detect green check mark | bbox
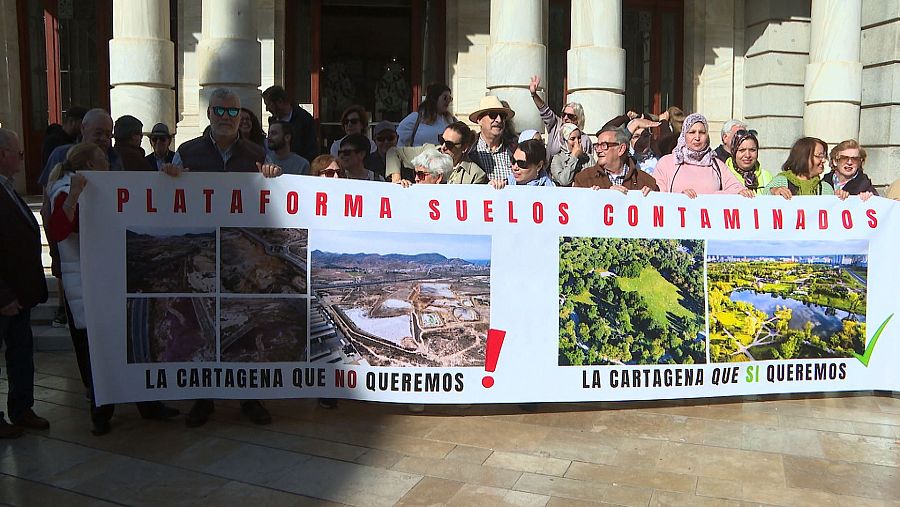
[853,313,893,367]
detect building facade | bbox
[1,0,897,194]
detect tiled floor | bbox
[1,350,898,506]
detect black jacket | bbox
[822,171,879,196]
[272,105,319,162]
[0,185,48,309]
[145,150,175,170]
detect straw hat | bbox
[468,95,515,123]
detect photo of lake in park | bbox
[707,240,868,362]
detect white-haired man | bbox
[714,119,747,163]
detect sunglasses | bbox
[321,168,341,177]
[149,136,170,143]
[512,158,530,168]
[734,129,758,137]
[376,135,397,143]
[343,117,361,126]
[211,106,240,118]
[836,155,862,164]
[562,112,578,122]
[437,136,461,150]
[484,111,507,121]
[337,149,360,157]
[415,170,429,180]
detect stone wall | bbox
[0,0,25,192]
[742,0,810,175]
[860,0,900,185]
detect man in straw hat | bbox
[467,95,515,181]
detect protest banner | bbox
[79,172,900,405]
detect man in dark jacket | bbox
[262,85,319,162]
[574,127,658,194]
[113,115,155,171]
[41,106,87,168]
[0,128,50,438]
[163,87,282,428]
[145,123,176,170]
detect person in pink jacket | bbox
[653,113,754,199]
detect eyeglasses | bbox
[484,111,507,121]
[512,158,530,168]
[437,136,461,150]
[813,153,827,160]
[211,106,240,118]
[595,141,621,151]
[836,155,862,164]
[337,149,360,157]
[562,112,578,122]
[415,170,429,180]
[1,148,23,159]
[321,168,341,177]
[343,117,361,126]
[375,135,397,143]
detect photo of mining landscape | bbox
[559,238,707,366]
[220,227,308,294]
[126,227,216,293]
[310,230,491,367]
[707,240,868,362]
[220,298,308,362]
[127,297,216,363]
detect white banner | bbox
[79,172,900,405]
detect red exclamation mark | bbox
[482,329,506,388]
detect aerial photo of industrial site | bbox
[126,227,216,293]
[220,298,308,362]
[220,227,308,294]
[310,230,491,367]
[127,297,216,363]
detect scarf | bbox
[780,171,822,196]
[734,162,760,189]
[673,113,714,167]
[507,170,555,187]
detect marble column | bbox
[197,0,261,119]
[485,0,547,132]
[803,0,862,144]
[566,0,625,135]
[109,0,176,136]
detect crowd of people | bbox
[0,79,891,438]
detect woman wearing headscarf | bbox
[652,113,753,198]
[725,129,772,195]
[549,123,589,186]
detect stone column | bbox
[109,0,176,137]
[566,0,625,135]
[803,0,862,144]
[485,0,547,132]
[197,0,261,119]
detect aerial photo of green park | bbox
[707,240,867,362]
[558,237,707,366]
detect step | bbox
[33,325,73,352]
[31,303,58,325]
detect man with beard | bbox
[266,121,310,175]
[467,96,515,181]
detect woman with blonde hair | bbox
[823,139,877,200]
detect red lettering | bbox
[507,201,518,223]
[772,209,783,229]
[866,209,877,228]
[116,188,129,212]
[653,205,664,227]
[455,200,467,221]
[316,192,328,216]
[841,209,853,229]
[379,197,392,218]
[818,210,828,229]
[558,202,569,225]
[678,207,687,227]
[627,205,638,227]
[286,191,299,214]
[173,188,186,213]
[795,209,806,229]
[429,199,441,220]
[146,189,157,213]
[344,194,363,217]
[230,189,243,214]
[203,189,214,213]
[259,190,270,214]
[532,202,544,224]
[483,200,493,222]
[753,208,760,229]
[603,204,614,226]
[723,209,740,229]
[700,208,711,228]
